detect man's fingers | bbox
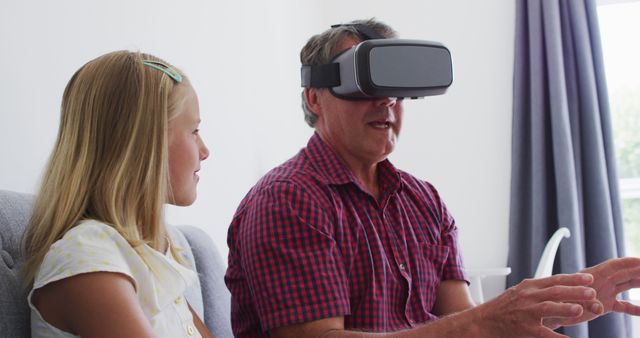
[523,273,594,289]
[543,316,582,328]
[594,257,640,275]
[533,301,584,318]
[613,277,640,295]
[608,266,640,285]
[613,300,640,316]
[608,257,640,270]
[531,285,596,302]
[582,300,605,315]
[608,266,640,282]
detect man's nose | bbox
[374,97,397,107]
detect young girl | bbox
[22,51,213,338]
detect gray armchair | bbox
[0,189,232,338]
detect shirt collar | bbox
[304,132,402,192]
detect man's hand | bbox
[545,257,640,328]
[270,274,601,338]
[270,261,640,338]
[474,273,599,338]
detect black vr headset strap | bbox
[301,63,340,88]
[330,23,384,41]
[302,23,383,88]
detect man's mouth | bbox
[369,120,392,129]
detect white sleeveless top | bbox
[28,220,203,338]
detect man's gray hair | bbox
[299,18,398,127]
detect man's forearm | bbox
[274,274,600,338]
[320,307,486,338]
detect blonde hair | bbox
[23,50,187,285]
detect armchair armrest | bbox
[465,267,512,303]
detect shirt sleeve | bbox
[238,181,350,331]
[33,221,143,291]
[436,193,468,282]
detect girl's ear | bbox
[304,88,323,116]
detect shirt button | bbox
[187,325,195,336]
[174,297,182,304]
[399,263,406,271]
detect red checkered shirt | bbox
[225,133,467,337]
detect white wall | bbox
[0,0,514,300]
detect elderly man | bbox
[225,18,640,338]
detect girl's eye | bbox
[193,129,200,135]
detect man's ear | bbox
[304,88,323,116]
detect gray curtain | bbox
[507,0,630,337]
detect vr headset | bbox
[301,24,453,100]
